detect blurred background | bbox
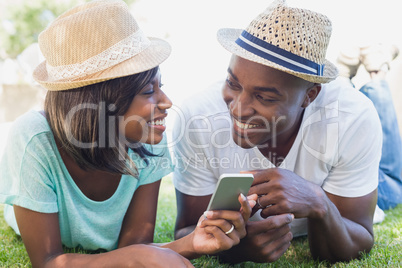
[0,0,401,152]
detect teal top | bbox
[0,111,173,251]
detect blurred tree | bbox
[0,0,136,59]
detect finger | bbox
[201,210,247,238]
[250,168,276,186]
[254,194,277,218]
[251,205,259,218]
[239,193,252,222]
[199,218,233,234]
[259,204,282,219]
[203,210,244,228]
[247,194,258,208]
[248,169,277,196]
[257,192,290,218]
[246,214,294,236]
[196,214,206,227]
[249,194,271,217]
[258,221,293,243]
[203,225,233,251]
[261,232,293,263]
[202,219,241,244]
[240,169,264,175]
[203,210,246,238]
[250,194,262,216]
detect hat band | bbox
[46,30,151,82]
[235,31,324,76]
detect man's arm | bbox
[174,190,212,239]
[249,168,376,262]
[308,189,376,261]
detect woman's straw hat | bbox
[33,0,171,91]
[217,0,338,83]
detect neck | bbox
[258,110,304,166]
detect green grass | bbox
[1,176,401,267]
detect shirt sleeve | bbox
[322,99,382,197]
[135,134,174,186]
[0,123,58,213]
[172,110,218,196]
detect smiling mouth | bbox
[233,118,263,129]
[148,118,166,126]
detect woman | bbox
[0,0,256,267]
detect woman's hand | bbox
[133,246,194,268]
[190,193,257,255]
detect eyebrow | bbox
[254,86,283,96]
[227,67,283,96]
[227,68,239,81]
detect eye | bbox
[142,87,154,95]
[256,94,277,103]
[141,84,154,95]
[143,90,154,95]
[225,77,241,90]
[226,78,234,87]
[141,79,161,95]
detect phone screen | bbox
[207,173,254,211]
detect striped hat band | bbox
[235,30,324,76]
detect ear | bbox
[302,84,321,108]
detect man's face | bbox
[222,55,316,149]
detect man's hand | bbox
[219,213,294,263]
[248,168,327,219]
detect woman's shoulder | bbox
[8,110,53,150]
[12,110,50,133]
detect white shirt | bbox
[172,78,382,236]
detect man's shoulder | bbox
[177,81,228,118]
[311,78,377,120]
[300,78,381,159]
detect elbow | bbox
[311,240,374,263]
[174,227,189,240]
[174,224,197,240]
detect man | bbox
[337,44,402,217]
[172,0,381,263]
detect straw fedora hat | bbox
[217,0,338,83]
[33,0,171,91]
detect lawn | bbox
[0,175,401,267]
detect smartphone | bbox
[206,173,254,211]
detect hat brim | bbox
[33,37,171,91]
[217,28,338,84]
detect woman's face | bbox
[120,70,172,145]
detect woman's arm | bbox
[14,179,191,267]
[118,178,257,260]
[14,205,192,268]
[118,180,161,246]
[159,193,256,259]
[15,177,254,266]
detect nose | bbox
[157,90,172,110]
[227,91,255,118]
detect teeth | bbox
[234,119,261,129]
[149,119,165,126]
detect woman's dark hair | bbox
[44,66,159,177]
